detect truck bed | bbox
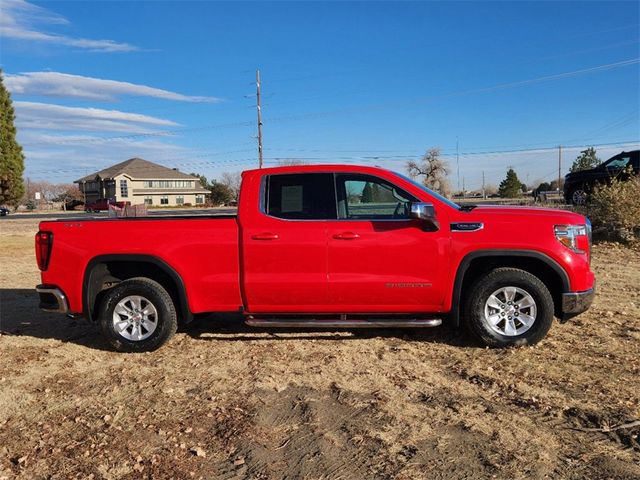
[39,215,242,315]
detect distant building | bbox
[75,158,209,206]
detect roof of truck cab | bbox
[242,164,394,176]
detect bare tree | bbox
[484,184,498,196]
[219,172,242,200]
[277,159,309,166]
[406,147,451,197]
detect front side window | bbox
[144,196,153,205]
[196,195,204,204]
[266,173,336,220]
[335,174,416,220]
[120,179,128,198]
[176,195,184,205]
[160,195,169,205]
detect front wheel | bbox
[98,277,177,352]
[569,187,588,205]
[464,268,554,347]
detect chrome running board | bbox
[245,316,442,328]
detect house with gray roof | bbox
[75,158,209,207]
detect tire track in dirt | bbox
[208,384,390,479]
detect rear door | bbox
[327,173,449,313]
[240,172,336,313]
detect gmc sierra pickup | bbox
[36,164,595,352]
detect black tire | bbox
[568,186,588,205]
[98,277,177,352]
[464,268,554,348]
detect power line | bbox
[19,58,640,148]
[28,139,639,177]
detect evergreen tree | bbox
[0,70,25,206]
[209,181,233,205]
[498,167,522,198]
[190,173,209,188]
[570,147,600,173]
[361,182,373,203]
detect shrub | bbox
[580,176,640,243]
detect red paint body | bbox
[38,165,595,319]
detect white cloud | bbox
[5,72,220,103]
[18,131,192,180]
[0,0,138,52]
[13,101,180,134]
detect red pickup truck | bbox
[36,165,595,352]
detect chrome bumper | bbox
[36,285,69,313]
[561,285,595,320]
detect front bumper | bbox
[36,285,69,313]
[561,284,595,321]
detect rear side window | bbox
[266,173,337,220]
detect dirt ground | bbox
[0,218,638,479]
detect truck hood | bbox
[464,205,586,223]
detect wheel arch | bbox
[450,250,570,327]
[83,254,192,323]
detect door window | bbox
[335,174,416,220]
[266,173,337,220]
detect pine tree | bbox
[0,70,25,206]
[498,167,522,198]
[570,147,600,173]
[361,182,373,203]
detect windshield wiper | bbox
[459,204,478,212]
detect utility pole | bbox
[462,175,465,196]
[558,145,562,192]
[482,171,486,199]
[256,69,264,168]
[456,138,460,194]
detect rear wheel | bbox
[98,277,177,352]
[464,268,554,347]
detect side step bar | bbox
[245,316,442,328]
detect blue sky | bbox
[1,0,639,191]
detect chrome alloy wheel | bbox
[572,189,587,205]
[112,295,158,341]
[483,286,537,337]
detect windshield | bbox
[394,172,461,210]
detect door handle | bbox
[333,231,360,240]
[251,232,279,240]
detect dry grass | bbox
[0,218,639,479]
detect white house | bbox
[75,158,209,207]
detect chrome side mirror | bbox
[410,202,439,230]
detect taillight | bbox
[554,225,589,255]
[35,231,53,271]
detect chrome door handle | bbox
[251,232,279,240]
[333,232,360,240]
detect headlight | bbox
[554,224,589,254]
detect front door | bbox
[241,172,336,313]
[327,173,448,313]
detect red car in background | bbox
[84,198,130,213]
